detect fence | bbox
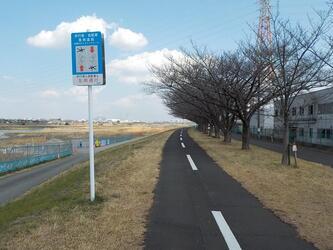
[0,134,136,174]
[0,142,73,173]
[72,134,135,149]
[248,127,333,147]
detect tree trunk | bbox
[281,120,290,165]
[203,124,208,134]
[223,130,232,143]
[215,126,220,138]
[198,124,202,132]
[241,121,250,150]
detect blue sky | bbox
[0,0,328,121]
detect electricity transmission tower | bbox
[256,0,272,138]
[258,0,272,45]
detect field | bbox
[0,130,173,249]
[189,129,333,250]
[0,123,180,147]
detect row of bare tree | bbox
[148,7,333,165]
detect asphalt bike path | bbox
[144,129,315,250]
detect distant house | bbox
[274,87,333,146]
[47,118,63,125]
[105,119,120,124]
[233,103,274,135]
[250,103,275,134]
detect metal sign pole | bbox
[88,85,95,201]
[71,31,105,202]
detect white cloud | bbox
[112,94,146,108]
[40,89,60,98]
[27,15,112,48]
[64,86,88,97]
[39,86,105,102]
[97,93,171,121]
[64,86,105,102]
[27,15,149,51]
[0,75,14,81]
[109,27,148,50]
[109,48,183,84]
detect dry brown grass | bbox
[1,131,173,250]
[0,135,47,147]
[0,123,179,147]
[189,129,333,250]
[38,123,178,138]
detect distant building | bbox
[250,103,275,135]
[274,87,333,146]
[233,104,274,135]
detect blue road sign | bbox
[71,31,106,86]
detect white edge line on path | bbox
[186,154,198,171]
[211,211,242,250]
[181,142,185,148]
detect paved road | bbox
[144,129,315,250]
[0,136,145,206]
[233,134,333,167]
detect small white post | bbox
[292,143,298,168]
[88,85,95,201]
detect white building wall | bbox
[274,87,333,146]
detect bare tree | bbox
[187,47,276,149]
[147,50,237,143]
[146,2,333,162]
[259,13,333,165]
[148,45,276,150]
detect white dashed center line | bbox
[186,154,198,171]
[181,142,185,148]
[211,211,242,250]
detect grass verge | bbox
[0,130,173,249]
[189,129,333,250]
